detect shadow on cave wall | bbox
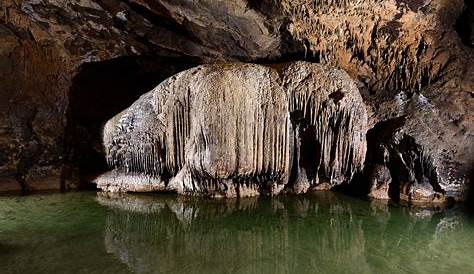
[64,55,200,188]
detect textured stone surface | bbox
[96,62,368,197]
[0,0,472,203]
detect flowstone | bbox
[96,62,368,197]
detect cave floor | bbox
[0,191,473,274]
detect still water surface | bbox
[0,191,473,274]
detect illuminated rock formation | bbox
[95,62,368,197]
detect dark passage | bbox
[299,126,320,182]
[455,0,474,48]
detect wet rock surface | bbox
[0,0,472,203]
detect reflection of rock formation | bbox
[99,192,372,273]
[97,192,166,213]
[96,62,368,197]
[99,192,472,274]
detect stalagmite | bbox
[95,62,368,197]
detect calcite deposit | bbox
[96,62,368,197]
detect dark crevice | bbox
[287,109,324,191]
[393,136,443,194]
[374,133,443,202]
[299,126,320,182]
[328,90,345,104]
[455,0,474,48]
[355,116,446,203]
[245,0,282,17]
[345,117,406,198]
[255,19,321,64]
[466,166,474,214]
[328,116,341,170]
[287,125,299,190]
[386,150,403,202]
[123,0,199,43]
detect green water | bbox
[0,192,473,274]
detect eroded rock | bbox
[96,62,368,197]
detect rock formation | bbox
[1,0,472,204]
[96,62,368,197]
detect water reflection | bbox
[98,192,474,274]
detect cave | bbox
[1,0,473,272]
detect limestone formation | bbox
[96,62,368,197]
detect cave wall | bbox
[0,0,472,199]
[0,23,72,192]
